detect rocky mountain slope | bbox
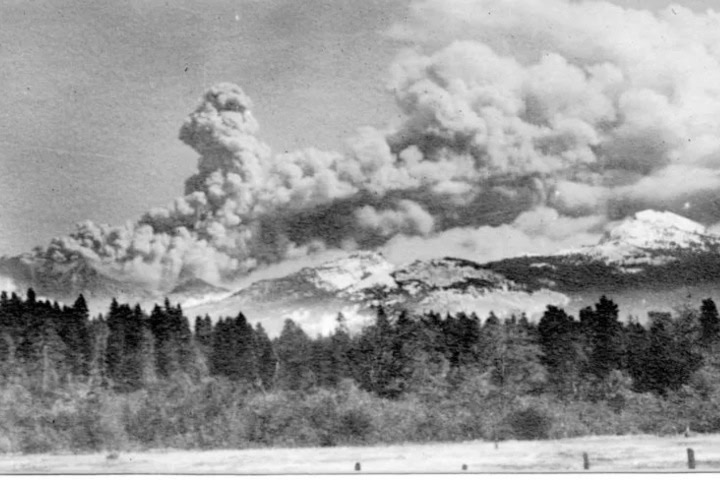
[183,253,567,337]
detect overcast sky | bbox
[0,0,715,256]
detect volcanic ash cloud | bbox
[12,0,720,296]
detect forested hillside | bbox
[1,289,720,453]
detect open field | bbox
[2,434,720,473]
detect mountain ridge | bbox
[4,209,720,336]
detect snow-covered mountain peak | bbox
[573,210,714,265]
[602,210,706,249]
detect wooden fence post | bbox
[583,452,590,470]
[687,448,696,470]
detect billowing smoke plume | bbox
[12,0,720,294]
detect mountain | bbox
[569,210,713,267]
[186,209,720,336]
[183,252,398,336]
[0,253,153,304]
[184,252,567,337]
[5,209,720,336]
[485,210,720,289]
[483,209,720,317]
[0,253,229,311]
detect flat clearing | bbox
[1,434,720,473]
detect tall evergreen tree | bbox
[354,306,414,397]
[58,294,92,376]
[105,299,126,386]
[495,319,547,395]
[538,305,584,396]
[478,312,503,372]
[625,318,649,391]
[309,336,335,387]
[194,315,213,350]
[254,323,276,390]
[148,300,196,378]
[26,288,36,305]
[18,313,66,390]
[699,298,720,347]
[121,304,147,389]
[329,313,353,384]
[444,312,481,369]
[584,296,625,379]
[210,312,258,384]
[638,311,703,394]
[139,326,158,386]
[274,319,314,390]
[392,310,419,387]
[88,314,109,387]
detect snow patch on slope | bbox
[306,251,397,292]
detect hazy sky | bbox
[0,0,714,256]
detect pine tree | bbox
[394,311,450,397]
[254,323,276,390]
[496,319,547,395]
[210,312,258,384]
[148,300,196,378]
[19,315,66,390]
[26,288,36,305]
[352,306,410,397]
[174,305,196,374]
[699,298,720,348]
[121,304,147,389]
[210,317,230,377]
[641,314,678,394]
[139,326,158,386]
[149,303,171,376]
[194,315,213,351]
[105,299,125,385]
[444,312,480,368]
[479,312,503,372]
[88,314,109,387]
[625,318,648,391]
[275,319,314,390]
[538,305,584,396]
[638,311,703,394]
[585,296,625,379]
[310,336,335,387]
[392,310,418,388]
[329,313,353,384]
[59,294,92,376]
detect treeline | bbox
[2,290,720,453]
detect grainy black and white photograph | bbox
[2,0,720,474]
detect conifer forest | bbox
[1,289,720,454]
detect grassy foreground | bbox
[2,433,720,473]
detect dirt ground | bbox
[1,433,719,473]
